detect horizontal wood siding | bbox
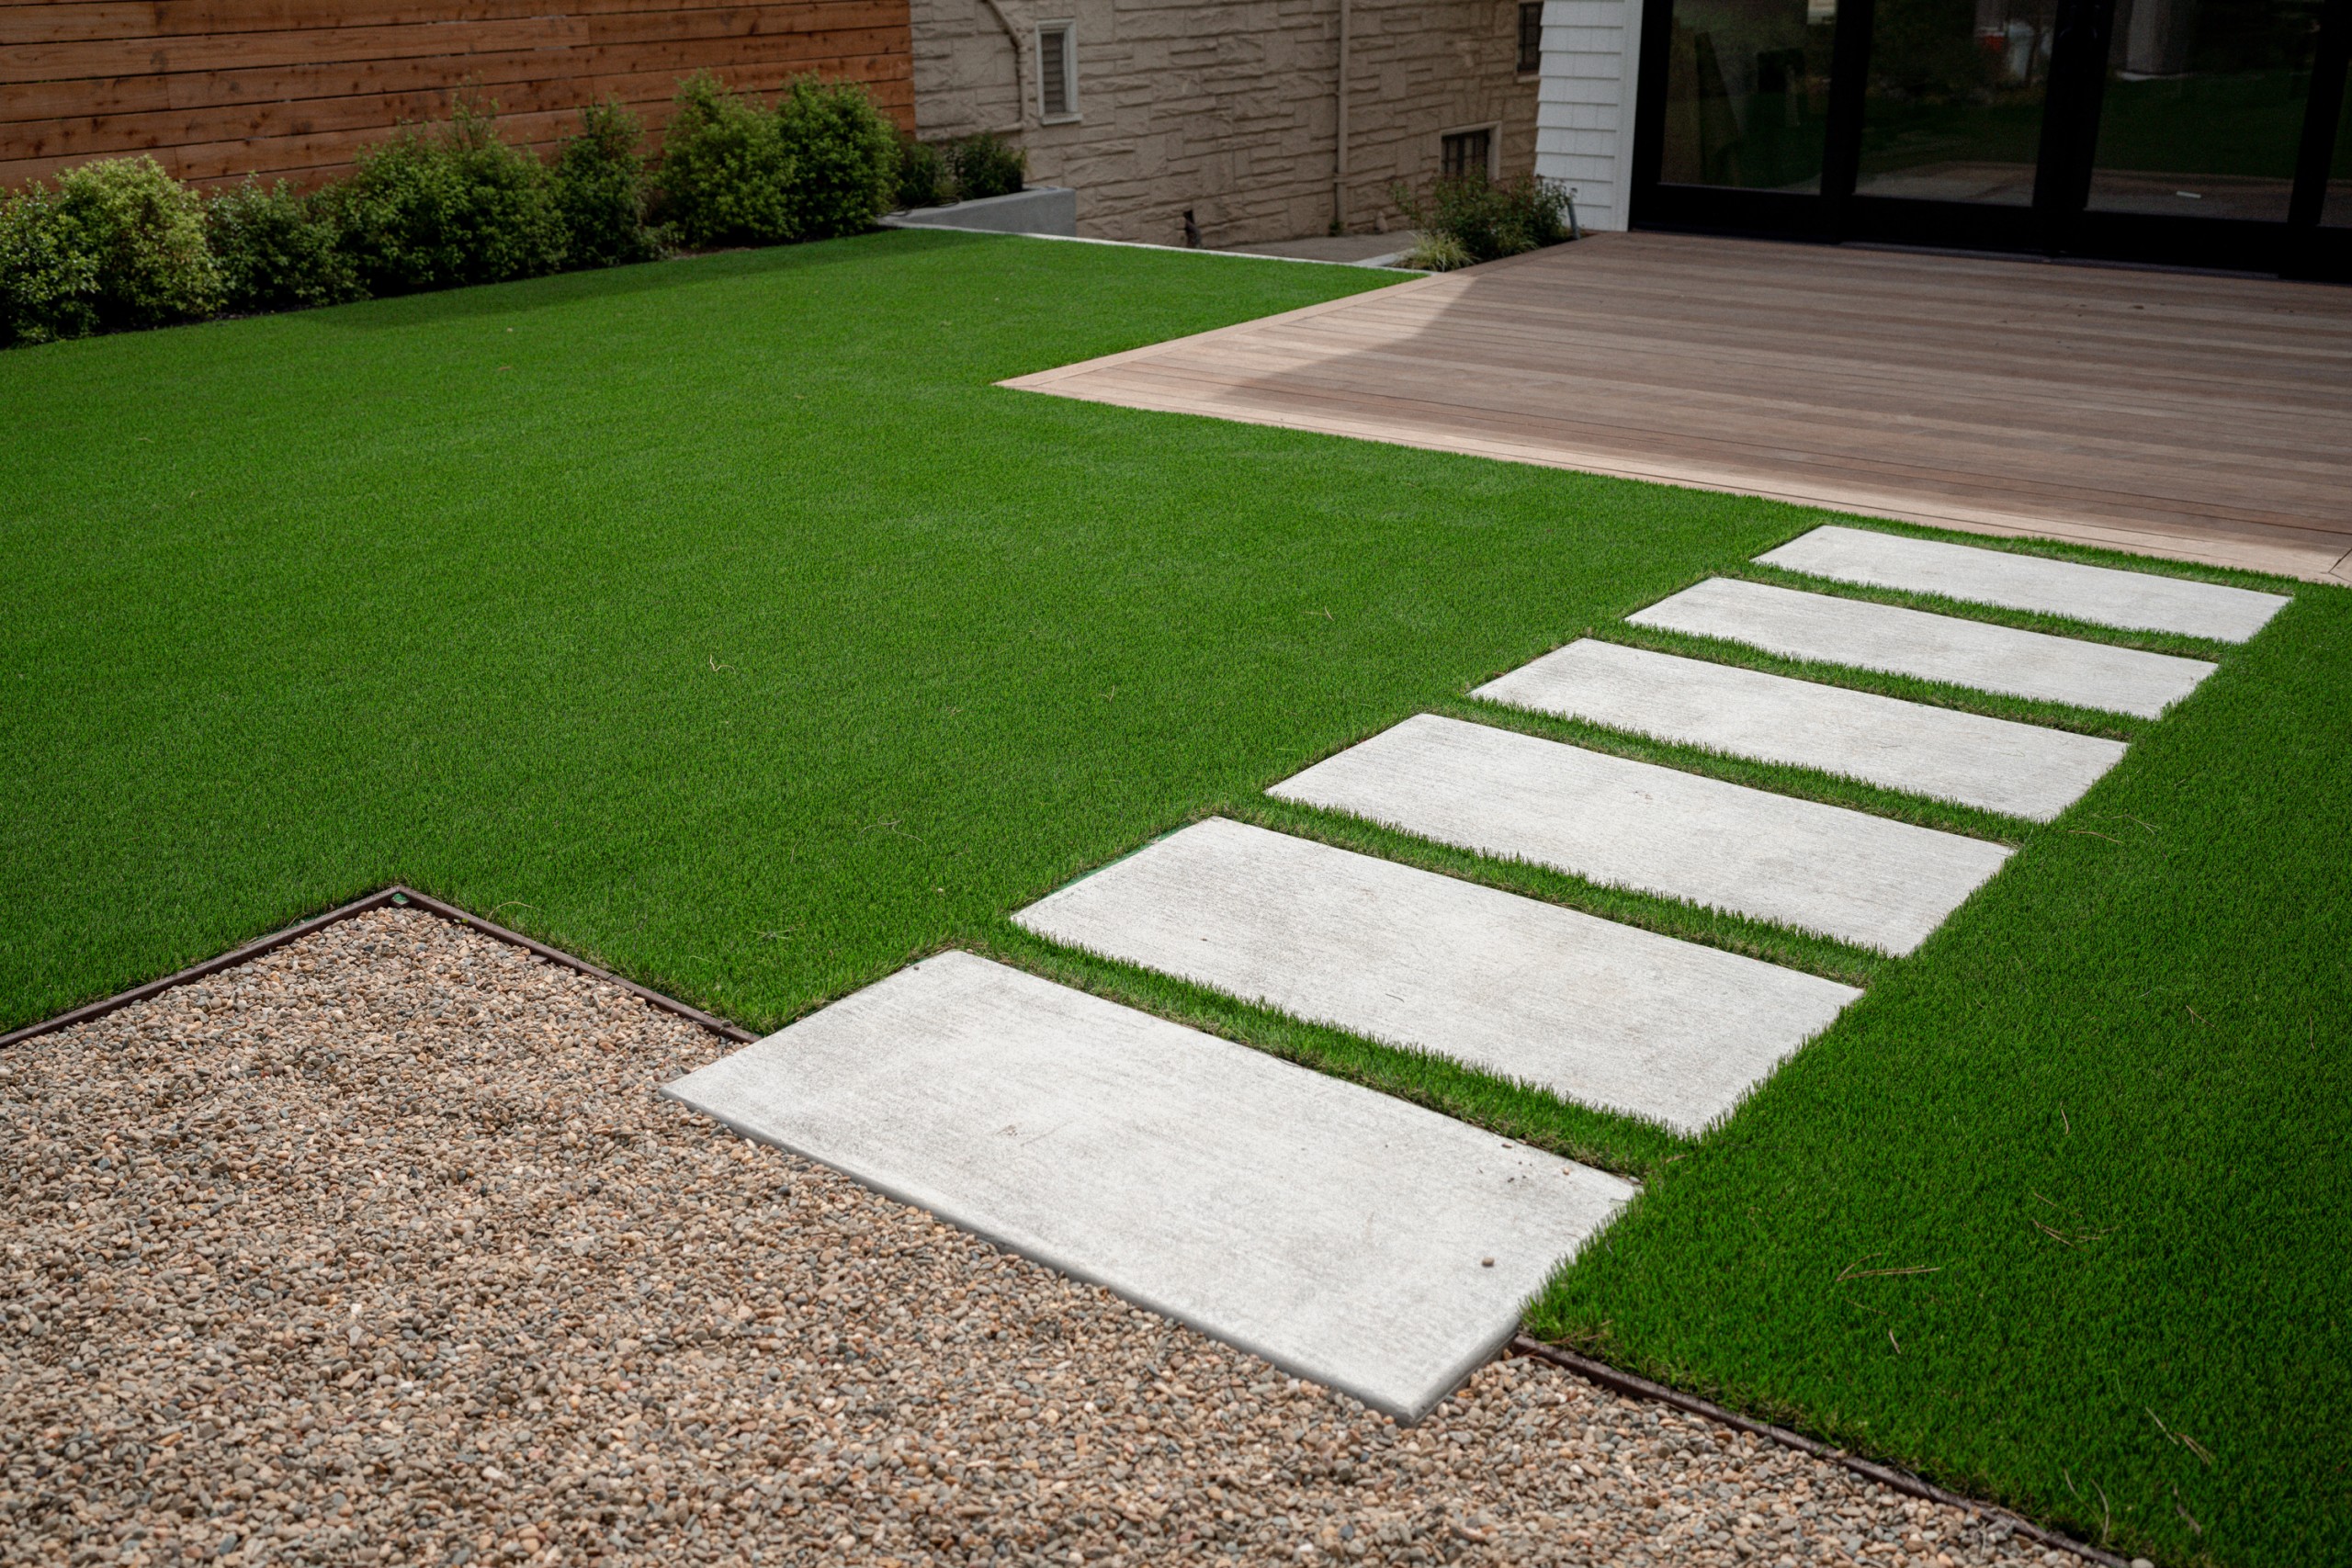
[0,0,914,190]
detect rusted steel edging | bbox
[1507,1336,2133,1568]
[0,885,757,1051]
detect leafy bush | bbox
[656,73,797,247]
[896,134,946,209]
[0,155,221,346]
[1392,173,1574,268]
[944,131,1026,201]
[657,74,899,245]
[554,99,662,267]
[322,102,566,295]
[206,176,363,313]
[772,78,899,240]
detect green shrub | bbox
[554,99,662,267]
[656,73,797,247]
[0,155,221,346]
[772,77,899,240]
[1400,231,1476,273]
[1392,172,1574,267]
[206,176,364,313]
[322,102,566,295]
[944,131,1026,201]
[896,134,946,209]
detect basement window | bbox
[1442,127,1496,181]
[1037,22,1078,121]
[1519,2,1544,74]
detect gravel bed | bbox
[2,908,2088,1568]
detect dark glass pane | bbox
[2326,70,2352,223]
[2087,0,2322,220]
[1658,0,1838,190]
[1857,0,2054,202]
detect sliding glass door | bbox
[1632,0,2352,275]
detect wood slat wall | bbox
[0,0,914,191]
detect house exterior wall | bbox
[911,0,1543,246]
[1533,0,1643,231]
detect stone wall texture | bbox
[912,0,1543,245]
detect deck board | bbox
[1003,233,2352,583]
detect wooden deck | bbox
[1004,232,2352,584]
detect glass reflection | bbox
[2087,0,2321,221]
[1659,0,1838,189]
[1856,0,2055,203]
[2321,66,2351,223]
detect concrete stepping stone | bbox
[1759,525,2289,643]
[1629,578,2216,718]
[662,951,1634,1420]
[1016,818,1860,1135]
[1475,639,2126,823]
[1269,715,2008,954]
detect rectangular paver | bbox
[662,950,1635,1420]
[1015,818,1860,1135]
[1759,525,2289,642]
[1269,715,2009,954]
[1475,639,2127,822]
[1628,577,2216,718]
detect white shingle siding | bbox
[1535,0,1642,229]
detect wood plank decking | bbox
[1003,232,2352,583]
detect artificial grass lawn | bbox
[3,226,2344,1565]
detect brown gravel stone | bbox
[2,908,2065,1567]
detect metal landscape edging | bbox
[0,885,757,1052]
[1507,1336,2135,1568]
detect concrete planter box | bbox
[884,186,1078,238]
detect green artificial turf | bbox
[5,226,2345,1566]
[1528,586,2352,1568]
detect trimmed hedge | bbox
[659,73,899,247]
[1,156,221,346]
[1,75,928,349]
[555,100,663,268]
[319,103,568,296]
[206,177,363,314]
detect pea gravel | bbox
[1,908,2097,1568]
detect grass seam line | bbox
[0,885,757,1053]
[1505,1337,2135,1568]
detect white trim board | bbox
[1476,639,2126,822]
[1015,818,1859,1135]
[1270,715,2009,955]
[663,952,1634,1420]
[1759,525,2289,643]
[1629,578,2216,719]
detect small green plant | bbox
[944,131,1026,201]
[1391,172,1574,269]
[0,155,221,346]
[553,100,662,267]
[773,78,899,240]
[1399,231,1476,272]
[656,73,797,247]
[322,100,567,296]
[896,135,947,209]
[206,176,364,314]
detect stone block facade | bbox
[911,0,1543,246]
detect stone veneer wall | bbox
[911,0,1542,246]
